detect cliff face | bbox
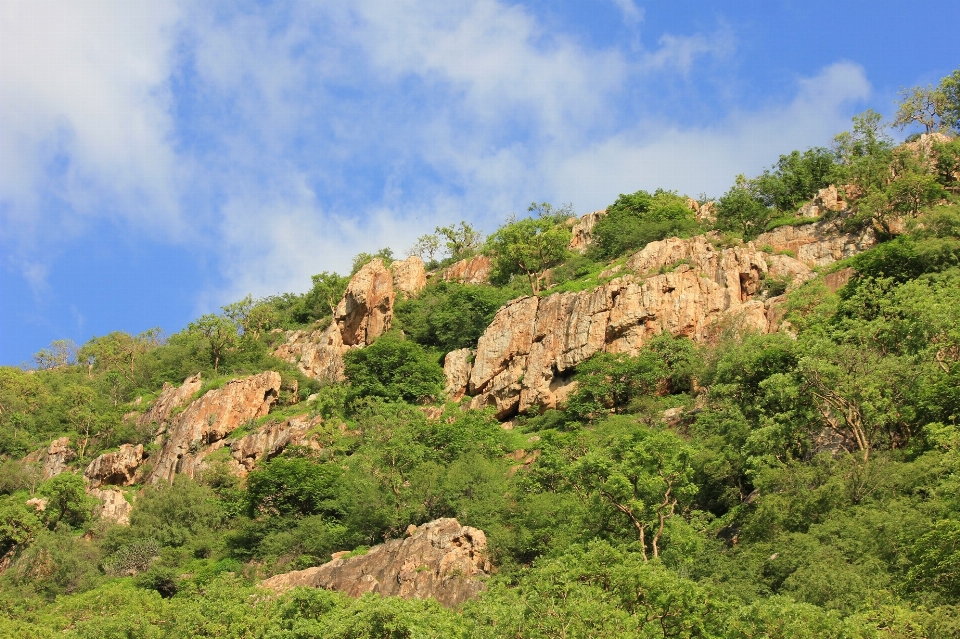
[458,228,872,418]
[261,518,490,607]
[147,371,281,484]
[275,256,426,382]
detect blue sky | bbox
[1,0,958,366]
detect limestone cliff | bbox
[261,518,490,607]
[84,444,146,488]
[442,255,492,284]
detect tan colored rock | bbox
[568,210,606,253]
[336,259,395,346]
[274,322,347,382]
[443,348,473,400]
[148,372,281,484]
[84,444,146,488]
[89,488,133,525]
[442,255,492,284]
[137,373,202,434]
[25,497,47,512]
[697,201,717,224]
[391,256,427,298]
[40,437,75,479]
[229,415,320,475]
[467,236,827,418]
[261,518,491,607]
[824,267,855,293]
[754,220,875,267]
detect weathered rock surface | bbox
[466,236,817,417]
[391,256,427,298]
[443,348,473,401]
[442,255,492,284]
[89,488,133,525]
[275,258,404,382]
[337,259,395,347]
[229,415,320,475]
[261,518,491,607]
[137,373,202,435]
[30,437,76,480]
[569,210,606,253]
[84,444,146,488]
[148,372,281,484]
[797,185,848,218]
[754,220,875,267]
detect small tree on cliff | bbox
[486,204,573,294]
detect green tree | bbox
[436,221,483,262]
[486,207,572,294]
[893,84,950,134]
[940,66,960,132]
[37,473,94,531]
[715,175,776,238]
[79,328,163,383]
[351,248,394,275]
[246,457,343,520]
[408,233,442,265]
[186,314,238,374]
[590,189,699,258]
[343,334,444,404]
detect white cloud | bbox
[610,0,643,26]
[0,0,183,254]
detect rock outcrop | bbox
[569,210,606,253]
[137,373,202,436]
[261,518,491,608]
[229,415,320,475]
[337,259,396,347]
[754,220,875,267]
[442,255,492,284]
[391,256,427,297]
[84,444,146,488]
[148,372,281,484]
[89,488,133,525]
[797,185,848,218]
[276,258,409,383]
[466,236,816,417]
[443,348,473,401]
[30,437,76,480]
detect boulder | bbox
[39,437,75,479]
[568,210,606,253]
[391,256,427,297]
[148,372,281,484]
[84,444,146,488]
[274,322,347,382]
[336,258,395,346]
[443,348,473,400]
[442,255,492,284]
[261,518,491,608]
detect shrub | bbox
[590,189,699,260]
[343,334,444,404]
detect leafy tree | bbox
[893,84,950,133]
[79,328,163,384]
[486,205,572,294]
[750,147,838,212]
[436,221,483,262]
[351,247,394,275]
[185,313,238,374]
[122,476,225,548]
[407,233,442,265]
[246,457,343,520]
[940,66,960,132]
[32,339,78,371]
[715,175,776,238]
[343,334,444,404]
[590,189,699,259]
[0,495,42,554]
[37,473,94,531]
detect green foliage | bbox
[37,473,94,531]
[486,205,573,294]
[246,457,342,520]
[122,476,225,548]
[435,220,483,262]
[590,189,699,259]
[751,147,838,212]
[343,334,444,404]
[351,248,394,275]
[394,281,514,352]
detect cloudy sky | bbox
[1,0,958,365]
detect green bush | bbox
[589,189,699,260]
[343,334,444,404]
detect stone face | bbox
[148,372,281,484]
[137,373,202,435]
[391,256,427,298]
[443,348,473,400]
[39,437,75,479]
[442,255,492,284]
[260,518,491,608]
[274,322,346,382]
[336,258,395,347]
[466,236,818,418]
[89,488,133,525]
[568,210,606,253]
[84,444,146,488]
[229,415,320,475]
[754,220,875,267]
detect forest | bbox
[1,68,959,638]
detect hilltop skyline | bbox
[2,0,959,365]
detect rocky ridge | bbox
[261,518,491,607]
[274,256,426,382]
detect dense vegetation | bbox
[2,69,960,637]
